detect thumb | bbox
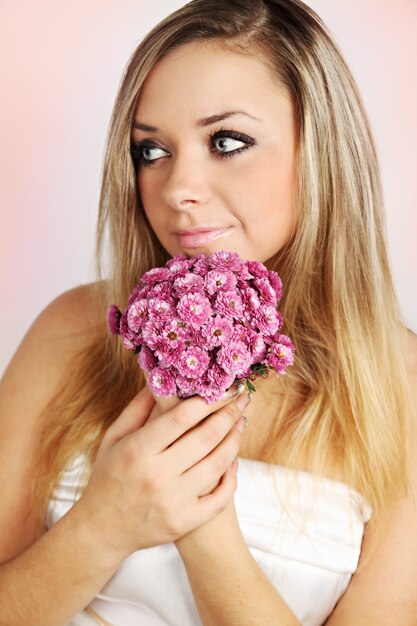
[102,385,156,447]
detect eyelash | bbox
[130,128,255,168]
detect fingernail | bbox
[236,391,252,411]
[222,382,245,400]
[232,458,239,475]
[235,415,248,433]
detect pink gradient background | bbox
[1,0,416,374]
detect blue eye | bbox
[130,128,255,167]
[130,141,168,167]
[212,136,244,152]
[207,129,255,159]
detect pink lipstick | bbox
[176,227,232,249]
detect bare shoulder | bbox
[1,280,108,394]
[0,281,107,563]
[32,280,108,338]
[0,280,108,433]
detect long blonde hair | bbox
[34,0,410,531]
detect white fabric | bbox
[67,611,104,626]
[47,454,372,626]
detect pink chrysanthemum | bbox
[241,286,261,315]
[141,267,172,284]
[155,343,186,368]
[196,376,225,403]
[229,323,250,345]
[119,311,138,349]
[177,292,212,328]
[265,335,295,373]
[127,299,149,333]
[173,274,205,296]
[148,367,177,397]
[177,346,210,379]
[141,319,165,351]
[269,271,283,301]
[205,270,237,295]
[138,346,158,372]
[107,304,122,335]
[190,255,211,275]
[201,315,234,349]
[217,341,252,376]
[247,260,269,278]
[209,250,243,273]
[185,328,206,349]
[165,318,189,341]
[250,333,268,361]
[148,298,175,318]
[254,306,281,335]
[176,374,198,398]
[122,336,135,350]
[254,277,277,307]
[206,362,236,391]
[214,290,244,320]
[234,326,267,362]
[145,318,189,357]
[166,257,190,276]
[147,282,173,300]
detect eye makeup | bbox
[207,128,256,160]
[130,127,256,167]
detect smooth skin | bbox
[134,42,297,264]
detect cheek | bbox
[237,154,295,220]
[241,158,296,254]
[137,174,162,226]
[137,172,152,208]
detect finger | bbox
[103,385,156,446]
[164,396,245,474]
[187,466,238,529]
[147,402,163,422]
[179,424,242,496]
[133,385,247,454]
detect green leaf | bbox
[246,379,256,393]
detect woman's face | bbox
[133,42,297,263]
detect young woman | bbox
[1,1,416,625]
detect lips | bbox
[175,227,233,249]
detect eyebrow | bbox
[132,110,261,132]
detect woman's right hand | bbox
[74,384,249,561]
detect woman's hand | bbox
[147,385,250,496]
[74,384,249,562]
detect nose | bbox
[160,152,212,211]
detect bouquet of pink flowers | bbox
[108,251,295,403]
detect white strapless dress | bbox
[46,454,371,626]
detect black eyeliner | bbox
[130,127,256,166]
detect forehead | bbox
[135,41,291,123]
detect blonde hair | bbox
[34,0,410,533]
